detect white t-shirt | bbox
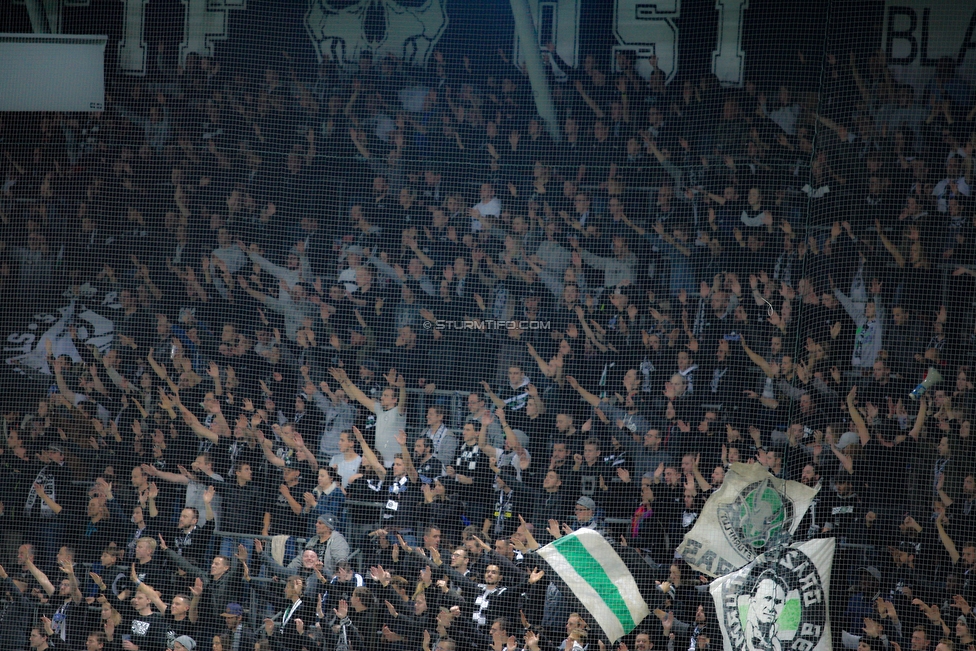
[329,454,363,489]
[471,197,501,232]
[373,402,406,468]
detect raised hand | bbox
[862,618,882,638]
[953,594,972,615]
[547,518,561,540]
[89,570,106,590]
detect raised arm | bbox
[576,246,612,273]
[395,430,419,484]
[565,375,600,407]
[354,426,387,480]
[937,514,961,564]
[650,221,692,257]
[141,463,190,486]
[525,343,553,378]
[32,482,63,515]
[829,443,854,474]
[497,410,531,470]
[237,275,273,304]
[602,206,640,235]
[178,403,219,444]
[146,348,171,384]
[247,251,293,285]
[24,559,56,596]
[131,563,168,613]
[205,361,223,396]
[571,79,604,117]
[162,541,207,579]
[478,380,506,410]
[875,220,906,268]
[394,372,408,415]
[368,255,407,287]
[909,396,927,440]
[62,560,84,604]
[846,386,870,446]
[330,367,375,411]
[477,414,498,460]
[103,363,134,394]
[256,431,286,468]
[404,235,436,269]
[52,357,79,406]
[279,483,303,517]
[574,306,608,353]
[295,437,319,473]
[739,335,775,377]
[691,454,712,492]
[832,284,865,324]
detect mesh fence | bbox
[0,0,975,650]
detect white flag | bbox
[536,528,648,642]
[709,538,834,651]
[676,463,820,577]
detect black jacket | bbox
[0,577,34,650]
[164,547,243,633]
[250,581,317,651]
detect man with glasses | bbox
[571,496,607,537]
[450,548,471,576]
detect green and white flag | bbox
[676,463,820,577]
[709,537,834,651]
[536,528,649,642]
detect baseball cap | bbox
[221,603,244,617]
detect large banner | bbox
[709,538,834,651]
[7,0,771,86]
[4,292,118,377]
[676,463,820,577]
[883,0,976,88]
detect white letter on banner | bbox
[513,0,581,71]
[179,0,246,65]
[613,0,680,82]
[712,0,748,86]
[118,0,149,75]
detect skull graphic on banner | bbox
[305,0,448,69]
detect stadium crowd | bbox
[0,35,975,651]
